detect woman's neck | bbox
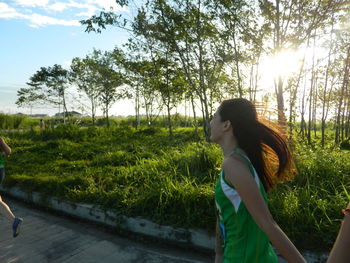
[220,136,238,158]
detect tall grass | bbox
[269,143,350,250]
[0,113,28,129]
[1,126,349,250]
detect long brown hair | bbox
[218,98,294,191]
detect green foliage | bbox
[2,126,350,250]
[269,146,350,250]
[340,138,350,150]
[17,64,70,111]
[0,113,28,130]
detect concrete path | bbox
[0,197,213,263]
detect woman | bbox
[0,136,23,237]
[326,201,350,263]
[210,98,305,263]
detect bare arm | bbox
[223,157,306,263]
[0,137,12,156]
[327,201,350,263]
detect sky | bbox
[0,0,138,116]
[0,0,320,118]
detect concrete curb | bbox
[1,186,328,263]
[0,186,215,250]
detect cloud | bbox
[44,1,126,14]
[85,0,127,12]
[1,0,127,27]
[44,1,98,18]
[45,1,97,14]
[75,11,94,17]
[26,13,80,27]
[0,3,23,18]
[1,2,80,27]
[67,2,98,17]
[12,0,50,7]
[46,2,68,12]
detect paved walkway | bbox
[0,197,213,263]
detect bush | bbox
[340,139,350,150]
[0,113,27,130]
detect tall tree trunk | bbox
[274,0,286,124]
[276,76,286,124]
[62,93,68,124]
[196,0,211,142]
[313,76,318,139]
[135,85,140,129]
[307,80,313,145]
[345,102,350,138]
[341,102,345,142]
[90,91,96,125]
[335,46,350,144]
[105,102,110,127]
[288,81,297,140]
[249,63,254,101]
[165,50,173,137]
[253,55,261,104]
[299,75,308,138]
[341,85,350,141]
[307,31,317,145]
[232,24,243,97]
[184,97,188,127]
[289,51,307,139]
[190,94,199,141]
[166,101,173,137]
[321,21,334,147]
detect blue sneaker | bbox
[12,217,23,237]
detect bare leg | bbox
[0,195,15,222]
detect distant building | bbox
[30,114,48,118]
[54,111,82,117]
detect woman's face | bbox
[210,109,225,143]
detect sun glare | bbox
[261,49,303,81]
[257,49,304,96]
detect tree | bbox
[259,0,342,123]
[70,51,102,124]
[151,54,186,136]
[16,85,45,111]
[81,0,232,141]
[95,49,126,126]
[133,0,231,141]
[335,45,350,143]
[17,64,70,122]
[123,55,164,127]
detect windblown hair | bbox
[218,98,294,191]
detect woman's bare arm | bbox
[0,137,12,156]
[327,201,350,263]
[223,157,306,263]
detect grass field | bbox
[1,123,349,250]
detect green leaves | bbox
[17,64,70,118]
[80,11,120,34]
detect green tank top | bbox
[0,152,5,168]
[214,151,278,263]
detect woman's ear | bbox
[223,120,232,131]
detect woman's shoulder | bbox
[223,155,252,178]
[223,153,249,167]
